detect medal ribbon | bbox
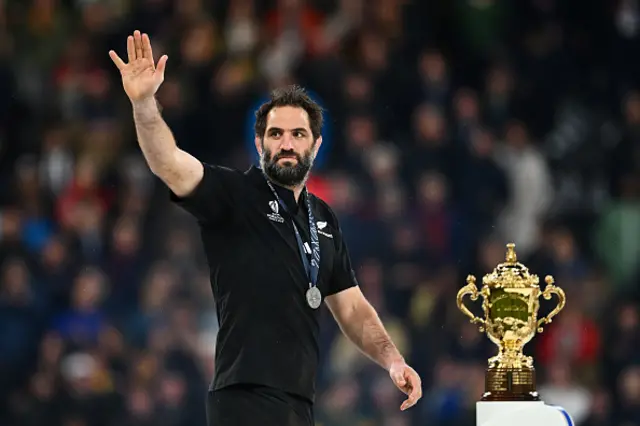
[264,176,320,290]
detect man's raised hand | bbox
[109,30,168,102]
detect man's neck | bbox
[264,173,306,202]
[290,185,304,202]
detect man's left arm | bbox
[322,213,422,410]
[325,287,423,411]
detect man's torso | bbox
[172,165,355,401]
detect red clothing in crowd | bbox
[307,174,332,205]
[56,179,111,229]
[536,313,601,366]
[264,7,325,57]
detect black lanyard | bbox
[264,176,320,290]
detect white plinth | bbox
[477,401,574,426]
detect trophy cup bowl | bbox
[456,243,566,401]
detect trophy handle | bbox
[456,275,486,332]
[537,275,566,333]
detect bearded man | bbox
[109,30,422,426]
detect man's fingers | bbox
[134,30,143,59]
[127,35,135,62]
[408,374,422,399]
[400,396,417,411]
[399,372,422,410]
[400,399,410,411]
[109,50,126,70]
[156,55,168,76]
[409,384,422,402]
[392,371,406,387]
[142,33,153,62]
[400,388,420,410]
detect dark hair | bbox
[254,85,324,141]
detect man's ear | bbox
[254,136,262,156]
[314,136,323,155]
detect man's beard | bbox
[260,145,315,187]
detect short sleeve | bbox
[327,221,359,296]
[169,163,243,224]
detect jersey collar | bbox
[247,166,307,214]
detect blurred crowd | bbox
[1,0,640,425]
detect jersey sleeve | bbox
[327,218,359,296]
[169,162,243,224]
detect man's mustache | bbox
[273,151,301,162]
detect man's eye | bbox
[271,131,282,137]
[293,131,304,138]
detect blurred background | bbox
[0,0,639,425]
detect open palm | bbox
[109,30,168,102]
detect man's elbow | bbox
[152,151,204,198]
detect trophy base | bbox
[481,367,540,402]
[476,401,574,426]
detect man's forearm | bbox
[342,303,404,370]
[132,98,202,196]
[132,97,179,176]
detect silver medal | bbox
[306,287,322,309]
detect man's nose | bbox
[280,133,294,150]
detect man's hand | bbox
[108,30,168,102]
[389,359,422,410]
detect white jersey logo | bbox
[267,201,284,223]
[317,221,333,238]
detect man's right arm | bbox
[110,31,238,221]
[132,97,202,198]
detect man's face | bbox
[256,106,322,187]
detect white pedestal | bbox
[477,401,574,426]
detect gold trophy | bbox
[456,243,566,401]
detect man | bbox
[109,30,422,426]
